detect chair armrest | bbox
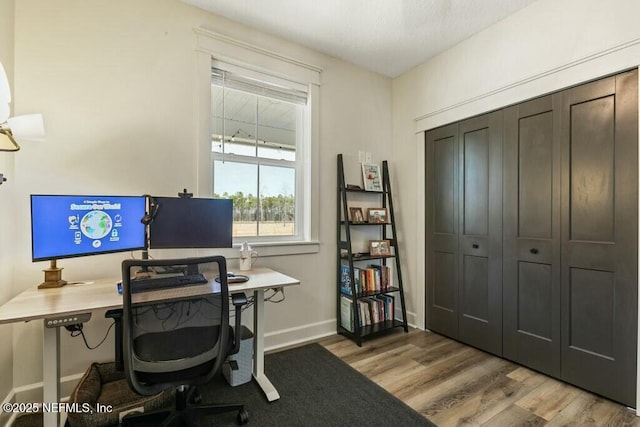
[105,309,123,372]
[231,293,247,307]
[230,293,248,355]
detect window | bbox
[195,27,321,254]
[211,67,307,242]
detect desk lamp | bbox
[0,61,45,185]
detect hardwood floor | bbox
[320,329,640,426]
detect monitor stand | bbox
[38,260,68,289]
[133,250,154,278]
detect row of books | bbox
[340,294,395,332]
[340,264,392,296]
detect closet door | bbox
[457,112,503,356]
[503,95,561,377]
[560,70,638,406]
[426,123,459,339]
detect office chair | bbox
[118,256,249,426]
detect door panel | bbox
[434,138,456,234]
[561,69,638,406]
[433,251,456,311]
[458,112,502,356]
[517,261,552,340]
[568,268,614,358]
[463,128,489,236]
[518,111,554,239]
[426,124,459,339]
[570,96,615,242]
[503,95,561,377]
[462,255,488,321]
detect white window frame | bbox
[211,65,305,243]
[195,27,320,257]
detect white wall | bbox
[0,0,16,409]
[391,0,640,409]
[7,0,392,391]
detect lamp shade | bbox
[0,60,44,152]
[7,114,45,141]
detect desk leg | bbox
[42,322,61,427]
[252,289,280,401]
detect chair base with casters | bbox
[122,384,249,426]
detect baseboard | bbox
[264,319,336,352]
[10,372,83,405]
[264,310,420,352]
[406,310,418,329]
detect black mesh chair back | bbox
[119,256,248,425]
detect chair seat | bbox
[134,325,220,361]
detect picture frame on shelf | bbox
[367,208,388,224]
[349,207,365,223]
[369,239,391,257]
[361,163,382,191]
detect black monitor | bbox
[148,197,233,249]
[30,194,147,288]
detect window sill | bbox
[186,240,320,259]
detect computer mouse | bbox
[228,275,249,283]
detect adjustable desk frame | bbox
[0,267,299,427]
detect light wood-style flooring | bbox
[320,329,640,426]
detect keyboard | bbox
[130,273,208,293]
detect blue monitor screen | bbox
[31,195,147,261]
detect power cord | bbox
[65,321,116,350]
[231,289,285,320]
[265,287,285,303]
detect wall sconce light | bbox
[0,126,18,151]
[0,61,45,185]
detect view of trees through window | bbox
[213,159,296,238]
[213,191,295,237]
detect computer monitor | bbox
[31,195,147,288]
[148,197,233,249]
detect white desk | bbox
[0,267,299,427]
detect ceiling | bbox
[181,0,538,78]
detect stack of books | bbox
[339,264,392,296]
[340,294,395,332]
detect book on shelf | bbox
[340,295,355,332]
[377,294,394,321]
[366,297,381,323]
[340,264,351,295]
[340,265,363,296]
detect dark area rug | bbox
[14,343,434,427]
[200,343,433,426]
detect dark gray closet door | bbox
[457,112,503,356]
[503,95,561,377]
[426,123,459,339]
[560,70,638,406]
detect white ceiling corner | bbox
[181,0,538,78]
